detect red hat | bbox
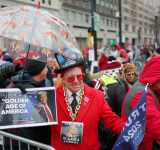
[116,45,122,51]
[83,50,89,57]
[13,59,23,65]
[60,65,83,78]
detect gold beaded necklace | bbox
[63,84,84,121]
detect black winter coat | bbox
[106,83,126,117]
[19,75,51,150]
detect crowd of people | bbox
[0,43,160,150]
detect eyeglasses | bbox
[126,73,135,76]
[66,74,85,83]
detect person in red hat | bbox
[98,51,108,71]
[50,53,125,150]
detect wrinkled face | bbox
[39,93,47,104]
[63,67,83,93]
[69,126,76,135]
[125,71,135,84]
[47,57,54,68]
[40,65,48,80]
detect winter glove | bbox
[1,63,25,78]
[12,84,27,94]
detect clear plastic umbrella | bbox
[0,6,83,62]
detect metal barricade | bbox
[132,61,143,73]
[140,55,147,68]
[0,130,55,150]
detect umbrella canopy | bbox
[0,6,83,62]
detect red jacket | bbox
[98,56,108,71]
[121,56,160,150]
[119,49,130,62]
[50,84,125,150]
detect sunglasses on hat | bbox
[66,74,85,83]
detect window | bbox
[63,10,69,19]
[101,0,104,6]
[79,1,83,7]
[139,21,143,25]
[139,14,143,18]
[124,16,129,21]
[149,6,152,10]
[111,20,113,26]
[110,9,113,15]
[124,8,129,13]
[131,11,136,17]
[150,29,152,35]
[144,9,148,14]
[145,16,148,20]
[139,7,143,11]
[149,11,152,16]
[131,3,136,9]
[42,0,45,3]
[139,0,143,4]
[71,0,76,4]
[139,27,142,33]
[131,18,137,23]
[124,0,129,5]
[48,0,51,5]
[71,11,76,20]
[114,5,117,10]
[85,14,89,23]
[106,0,109,8]
[102,18,105,25]
[144,3,148,8]
[145,29,147,34]
[106,19,109,26]
[125,24,129,31]
[145,22,148,26]
[106,8,109,14]
[85,1,89,8]
[102,7,105,13]
[97,4,99,11]
[79,13,83,22]
[132,26,136,32]
[115,21,117,27]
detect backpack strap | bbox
[124,80,158,117]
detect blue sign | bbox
[113,87,147,150]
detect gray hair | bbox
[37,91,47,100]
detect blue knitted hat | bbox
[156,48,160,54]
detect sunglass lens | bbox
[67,76,75,83]
[77,74,84,81]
